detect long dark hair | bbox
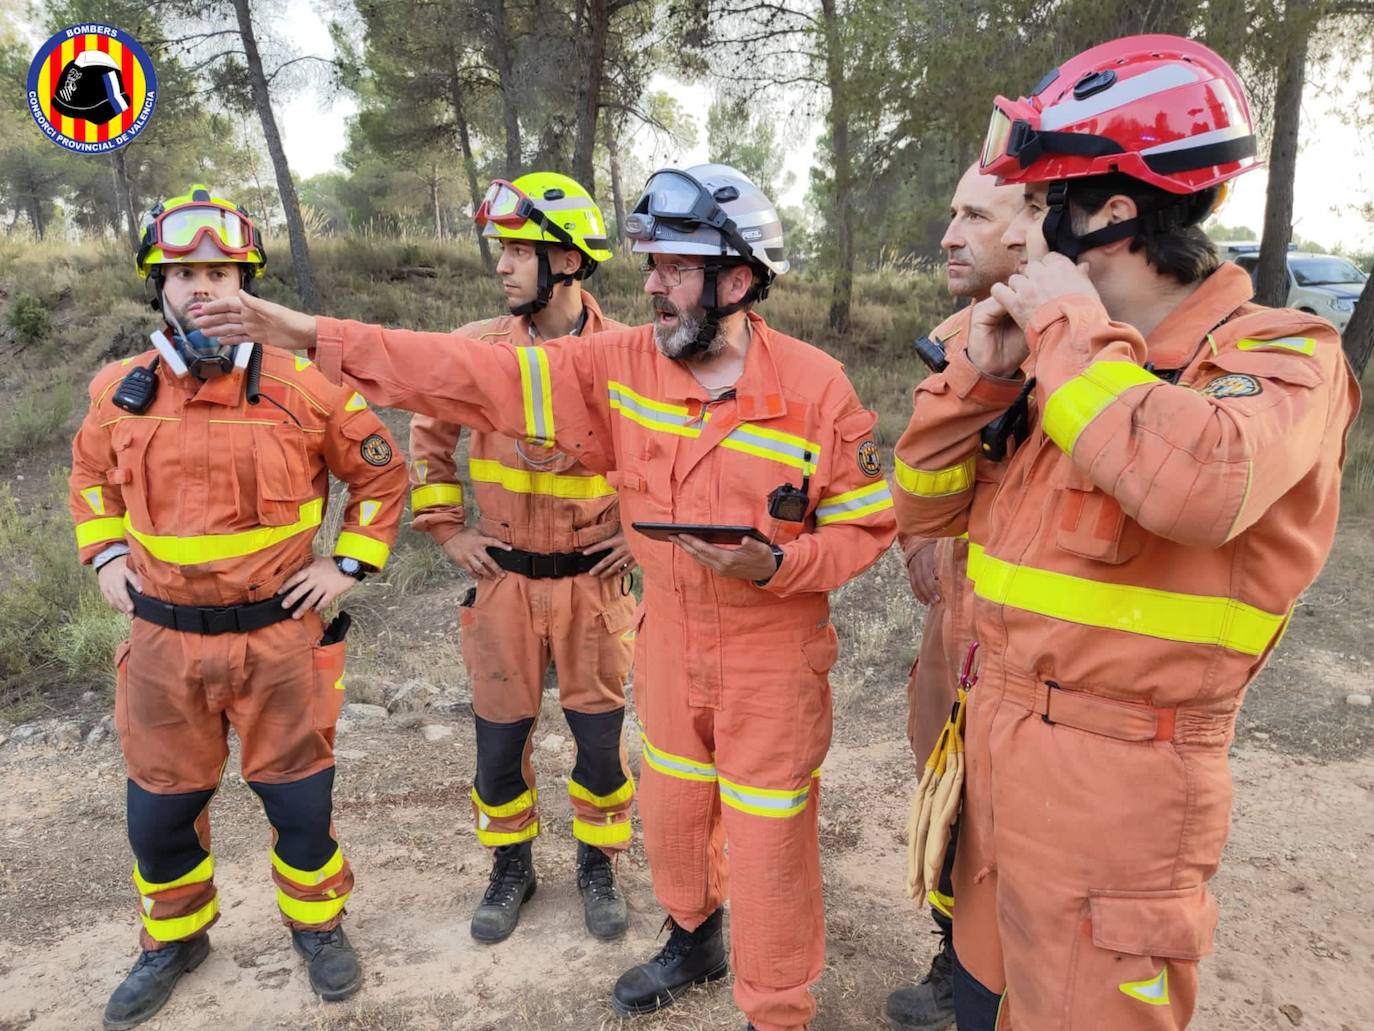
[1067,174,1221,285]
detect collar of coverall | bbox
[1139,261,1254,371]
[517,290,606,342]
[660,311,787,421]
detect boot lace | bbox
[482,850,529,907]
[577,849,621,903]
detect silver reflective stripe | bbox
[641,734,717,781]
[608,383,703,434]
[1141,123,1249,155]
[518,346,551,444]
[1041,64,1199,130]
[718,775,811,817]
[722,424,819,471]
[815,481,893,524]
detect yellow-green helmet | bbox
[476,172,613,266]
[135,184,267,280]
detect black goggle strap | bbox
[1011,122,1125,168]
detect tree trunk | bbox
[572,0,609,192]
[820,0,854,334]
[1255,2,1309,309]
[431,164,444,242]
[448,63,493,269]
[231,0,321,311]
[110,148,140,252]
[605,120,627,249]
[1344,273,1374,379]
[488,0,522,175]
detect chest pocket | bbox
[1052,458,1145,565]
[108,419,165,530]
[252,423,313,526]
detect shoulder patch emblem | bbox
[857,439,882,477]
[360,433,394,466]
[1198,373,1262,399]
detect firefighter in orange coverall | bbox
[197,163,898,1031]
[69,186,406,1030]
[407,172,638,944]
[893,37,1360,1029]
[886,163,1024,1031]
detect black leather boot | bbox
[102,934,210,1030]
[470,840,537,943]
[291,925,362,1001]
[883,931,955,1029]
[576,842,629,940]
[611,907,728,1015]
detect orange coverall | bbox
[407,295,638,853]
[311,311,897,1031]
[892,262,1360,1029]
[69,341,405,950]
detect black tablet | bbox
[631,522,767,545]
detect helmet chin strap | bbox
[1042,180,1211,261]
[508,244,578,317]
[675,258,767,361]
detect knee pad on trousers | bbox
[474,714,536,806]
[952,948,1003,1031]
[248,766,337,872]
[564,707,627,797]
[127,779,215,883]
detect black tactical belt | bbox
[488,546,606,579]
[130,588,296,635]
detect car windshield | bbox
[1290,257,1365,287]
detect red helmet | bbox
[980,34,1260,195]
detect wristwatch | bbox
[754,544,785,587]
[335,556,368,581]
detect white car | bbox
[1222,244,1366,333]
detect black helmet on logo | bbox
[52,51,131,124]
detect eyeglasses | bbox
[638,258,706,288]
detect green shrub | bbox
[7,293,51,345]
[0,380,79,465]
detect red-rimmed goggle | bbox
[149,201,259,258]
[474,179,576,248]
[980,95,1125,177]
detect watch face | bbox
[338,557,362,575]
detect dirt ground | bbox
[1,516,1371,1031]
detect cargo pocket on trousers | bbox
[1068,885,1218,1022]
[112,638,132,745]
[312,639,348,734]
[597,596,638,687]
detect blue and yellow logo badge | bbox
[26,24,157,154]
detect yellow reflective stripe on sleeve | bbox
[271,846,344,888]
[471,786,538,819]
[928,889,955,918]
[894,456,975,498]
[572,817,632,847]
[335,531,390,569]
[720,423,821,474]
[134,854,214,895]
[967,543,1285,656]
[640,734,717,782]
[80,486,106,514]
[567,777,635,809]
[1042,362,1159,455]
[476,822,540,847]
[76,516,127,549]
[411,483,464,511]
[815,480,894,525]
[1236,336,1315,355]
[124,498,323,564]
[608,381,703,437]
[276,889,348,925]
[469,458,615,499]
[717,773,813,818]
[141,896,219,942]
[518,346,555,445]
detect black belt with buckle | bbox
[129,588,295,635]
[488,546,606,579]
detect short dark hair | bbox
[1066,173,1221,285]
